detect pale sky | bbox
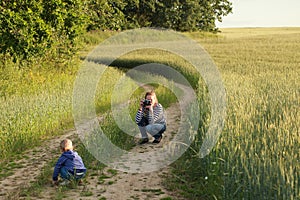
[216,0,300,28]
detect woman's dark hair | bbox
[144,90,155,99]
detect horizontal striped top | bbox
[135,103,166,125]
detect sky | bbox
[216,0,300,28]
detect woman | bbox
[135,91,166,144]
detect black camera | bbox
[143,99,151,107]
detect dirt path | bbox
[0,84,195,200]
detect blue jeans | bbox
[60,167,86,180]
[138,116,166,140]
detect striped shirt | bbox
[135,103,166,125]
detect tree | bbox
[152,0,232,31]
[0,0,50,60]
[122,0,157,28]
[86,0,127,31]
[86,0,232,32]
[0,0,88,61]
[0,0,232,61]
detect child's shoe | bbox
[59,180,70,186]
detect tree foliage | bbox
[86,0,127,31]
[86,0,232,31]
[0,0,88,61]
[0,0,232,61]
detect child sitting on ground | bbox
[52,139,86,185]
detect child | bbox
[52,139,86,185]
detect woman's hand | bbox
[145,100,154,111]
[139,100,144,110]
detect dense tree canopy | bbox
[0,0,87,60]
[0,0,232,60]
[87,0,232,31]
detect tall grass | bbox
[0,32,115,162]
[166,28,300,199]
[0,60,77,161]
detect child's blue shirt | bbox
[52,150,86,181]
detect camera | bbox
[143,99,151,107]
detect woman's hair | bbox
[60,139,73,151]
[145,90,158,104]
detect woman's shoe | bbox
[139,138,149,144]
[152,136,162,144]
